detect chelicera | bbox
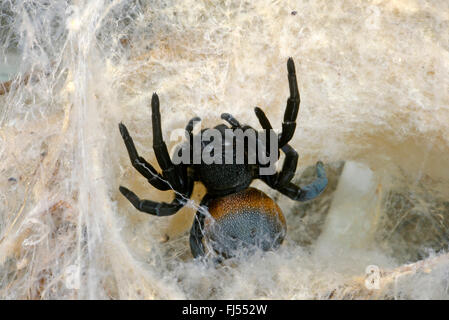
[118,58,328,259]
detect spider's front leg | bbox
[278,57,300,148]
[258,58,300,149]
[151,93,185,191]
[254,99,327,201]
[118,122,171,191]
[118,93,194,216]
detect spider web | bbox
[0,0,449,299]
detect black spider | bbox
[118,58,328,259]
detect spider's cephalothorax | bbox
[118,58,328,259]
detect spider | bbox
[118,58,328,259]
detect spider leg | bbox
[119,170,194,216]
[274,161,327,202]
[279,58,300,148]
[151,93,184,191]
[185,116,201,134]
[221,113,241,128]
[254,107,273,131]
[189,194,213,258]
[254,106,274,160]
[257,143,299,188]
[254,107,298,186]
[118,122,171,191]
[276,144,298,187]
[255,105,326,199]
[119,186,184,216]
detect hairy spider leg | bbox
[118,122,171,191]
[278,57,300,149]
[254,106,327,201]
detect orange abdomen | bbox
[203,188,287,258]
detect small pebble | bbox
[8,177,17,182]
[291,11,297,15]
